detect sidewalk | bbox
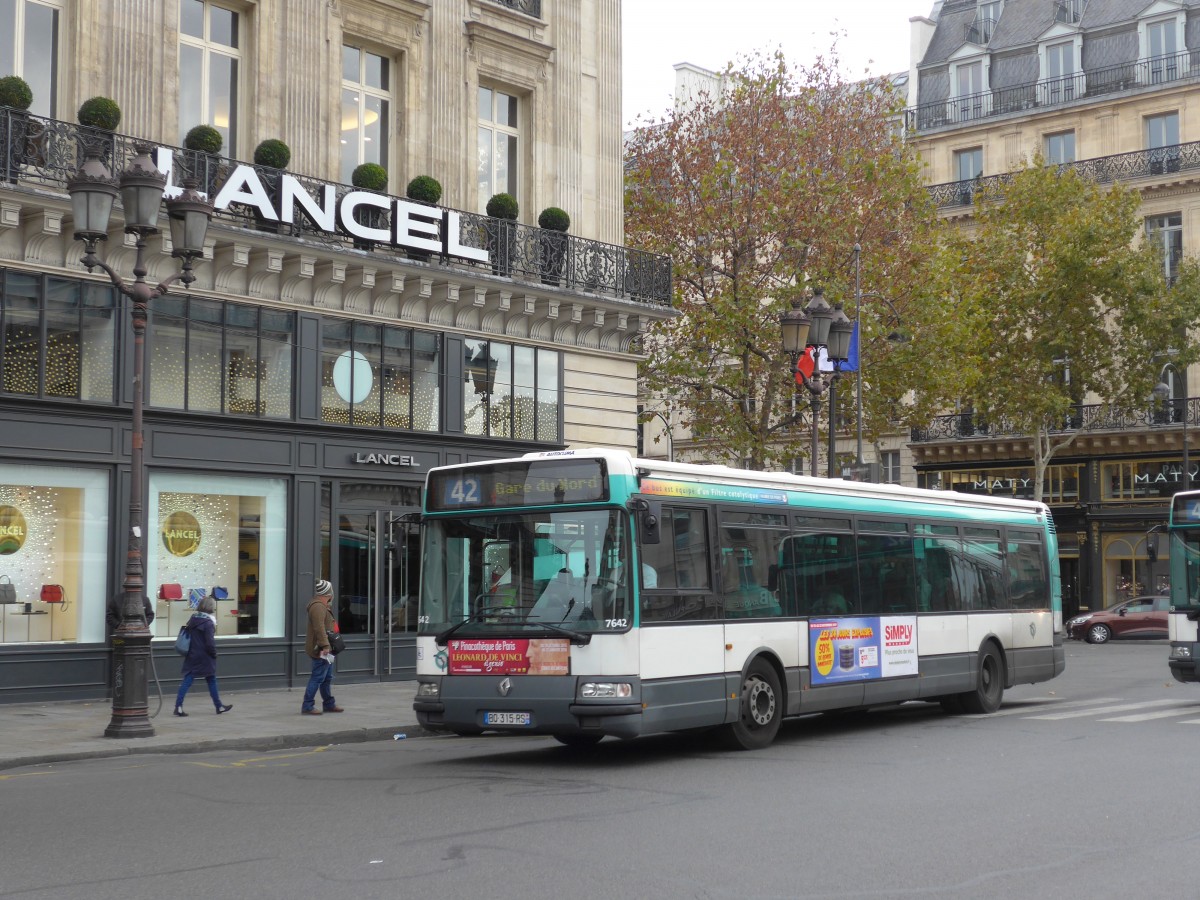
[0,679,428,773]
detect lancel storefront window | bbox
[0,466,109,645]
[146,473,286,640]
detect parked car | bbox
[1066,595,1170,643]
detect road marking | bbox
[972,697,1120,717]
[1100,706,1200,722]
[1026,699,1181,720]
[186,746,331,768]
[0,771,59,781]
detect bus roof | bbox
[504,448,1050,519]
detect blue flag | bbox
[838,321,859,373]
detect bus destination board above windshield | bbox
[428,459,608,510]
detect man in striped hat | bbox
[301,578,345,715]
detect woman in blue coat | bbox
[174,595,232,716]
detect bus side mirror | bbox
[628,498,661,545]
[1146,532,1159,563]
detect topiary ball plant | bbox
[0,75,33,111]
[253,138,291,169]
[538,207,570,232]
[486,192,518,221]
[405,175,442,205]
[352,162,388,191]
[78,96,121,131]
[184,124,223,155]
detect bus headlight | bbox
[416,681,441,698]
[1172,646,1192,659]
[580,682,633,699]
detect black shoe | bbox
[173,707,188,717]
[216,704,232,714]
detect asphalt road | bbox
[2,639,1195,900]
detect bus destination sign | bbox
[428,459,607,511]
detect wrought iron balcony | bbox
[911,398,1195,443]
[0,108,669,305]
[926,139,1199,209]
[966,15,997,45]
[483,0,541,16]
[905,48,1200,133]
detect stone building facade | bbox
[0,0,672,701]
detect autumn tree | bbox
[905,160,1200,501]
[624,49,938,471]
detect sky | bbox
[622,1,930,128]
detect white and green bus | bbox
[1165,490,1200,682]
[413,449,1065,749]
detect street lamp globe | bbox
[827,303,853,363]
[779,297,811,356]
[118,145,167,234]
[804,287,833,347]
[66,157,119,244]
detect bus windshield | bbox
[418,508,632,637]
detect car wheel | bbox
[1086,623,1111,644]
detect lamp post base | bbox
[105,626,155,738]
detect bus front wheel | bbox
[957,644,1004,714]
[725,659,782,750]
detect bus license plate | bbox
[485,711,531,726]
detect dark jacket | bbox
[181,613,217,677]
[106,594,155,633]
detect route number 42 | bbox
[446,475,481,506]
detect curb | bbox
[0,724,436,774]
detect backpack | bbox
[174,623,192,656]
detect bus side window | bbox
[640,507,714,622]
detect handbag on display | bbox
[211,586,230,600]
[158,583,183,601]
[40,584,67,609]
[0,575,15,605]
[188,587,206,608]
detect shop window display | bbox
[463,338,560,441]
[148,296,293,418]
[1,270,117,403]
[320,321,440,430]
[0,466,109,645]
[147,474,286,640]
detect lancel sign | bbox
[162,510,203,558]
[156,149,489,264]
[0,505,27,555]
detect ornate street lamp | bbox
[779,287,850,477]
[68,143,212,738]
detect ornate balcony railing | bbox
[911,398,1196,443]
[925,139,1200,209]
[905,49,1200,133]
[0,108,669,306]
[484,0,542,17]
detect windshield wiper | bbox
[435,605,518,645]
[436,605,592,646]
[522,617,591,645]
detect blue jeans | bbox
[302,656,336,711]
[176,673,223,710]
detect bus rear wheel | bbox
[957,644,1004,714]
[724,659,782,750]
